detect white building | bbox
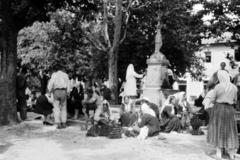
[195,36,240,80]
[185,36,239,103]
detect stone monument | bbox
[142,21,170,107]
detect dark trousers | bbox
[17,96,27,120]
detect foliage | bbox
[17,10,93,77]
[118,0,206,79]
[18,0,206,81]
[200,0,240,41]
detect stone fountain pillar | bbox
[142,22,169,107]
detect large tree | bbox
[18,10,91,76]
[82,0,205,101]
[118,0,205,79]
[0,0,96,125]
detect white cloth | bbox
[161,95,175,116]
[174,92,188,112]
[137,126,149,140]
[172,81,179,90]
[210,70,238,105]
[124,64,143,96]
[47,71,70,93]
[94,100,113,121]
[141,103,156,117]
[203,89,215,109]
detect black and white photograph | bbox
[0,0,240,160]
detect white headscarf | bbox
[160,95,175,115]
[126,64,135,80]
[141,103,156,117]
[217,70,232,92]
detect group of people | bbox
[16,65,111,128]
[16,61,240,159]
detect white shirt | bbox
[47,70,70,93]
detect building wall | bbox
[196,43,239,79]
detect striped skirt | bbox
[207,103,239,150]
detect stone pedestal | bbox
[142,53,169,107]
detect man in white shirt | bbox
[48,66,70,129]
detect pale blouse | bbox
[209,84,237,105]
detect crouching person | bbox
[47,66,70,129]
[135,103,160,140]
[82,88,102,123]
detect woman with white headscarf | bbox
[174,91,193,129]
[124,64,143,98]
[207,70,238,160]
[160,95,181,133]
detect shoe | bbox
[57,124,62,129]
[43,121,53,126]
[35,116,42,120]
[61,123,66,128]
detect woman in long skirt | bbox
[207,70,239,159]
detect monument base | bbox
[142,88,165,108]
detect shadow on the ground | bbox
[0,142,12,154]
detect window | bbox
[205,51,211,63]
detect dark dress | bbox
[119,103,138,127]
[138,113,160,136]
[33,95,53,116]
[160,105,181,133]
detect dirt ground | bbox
[0,113,219,160]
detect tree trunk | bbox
[0,1,18,125]
[108,0,123,104]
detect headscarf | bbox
[141,103,156,117]
[217,70,232,93]
[126,64,135,80]
[94,100,112,121]
[174,91,188,112]
[160,95,175,115]
[174,92,186,104]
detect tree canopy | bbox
[18,0,206,80]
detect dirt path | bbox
[0,118,216,160]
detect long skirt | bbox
[161,117,181,133]
[207,103,239,150]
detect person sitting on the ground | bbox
[33,93,54,125]
[174,92,193,130]
[87,99,116,137]
[94,99,113,122]
[160,95,181,133]
[119,96,138,127]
